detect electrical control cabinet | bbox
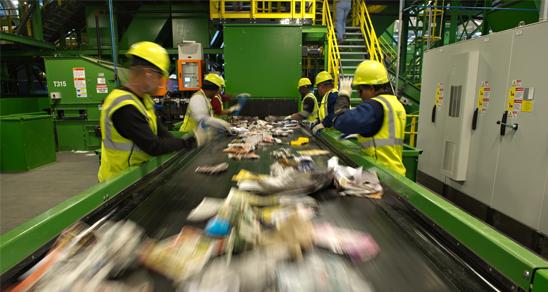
[491,22,548,232]
[418,21,548,233]
[177,42,203,91]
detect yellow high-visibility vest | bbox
[300,92,319,122]
[318,88,338,122]
[179,90,213,133]
[98,89,158,182]
[357,94,406,175]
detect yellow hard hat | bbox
[127,41,170,76]
[352,60,389,87]
[297,77,312,88]
[315,71,333,86]
[204,73,225,89]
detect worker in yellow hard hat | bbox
[179,72,234,135]
[98,41,196,182]
[333,60,406,175]
[311,71,345,134]
[284,77,319,121]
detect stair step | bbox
[340,51,368,55]
[340,58,363,62]
[344,32,362,36]
[339,45,365,48]
[343,39,364,42]
[346,26,360,30]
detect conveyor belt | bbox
[109,126,495,291]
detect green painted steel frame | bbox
[0,147,195,275]
[318,129,548,291]
[0,32,54,49]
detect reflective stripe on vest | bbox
[300,92,319,122]
[357,94,406,176]
[318,88,337,122]
[359,96,403,148]
[180,90,213,133]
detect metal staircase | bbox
[339,26,369,78]
[42,0,85,43]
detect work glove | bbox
[312,123,325,135]
[227,104,241,113]
[338,77,353,98]
[334,94,351,116]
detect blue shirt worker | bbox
[333,60,407,175]
[311,71,341,135]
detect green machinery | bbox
[0,113,56,172]
[224,24,303,116]
[44,56,118,151]
[0,127,547,290]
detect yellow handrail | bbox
[322,0,341,87]
[380,35,397,60]
[210,0,316,21]
[354,0,384,63]
[405,114,419,147]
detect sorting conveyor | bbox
[1,125,547,291]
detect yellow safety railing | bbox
[352,0,384,63]
[405,114,419,147]
[321,0,341,87]
[210,0,316,21]
[422,0,445,45]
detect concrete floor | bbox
[0,151,99,234]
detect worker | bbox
[98,41,196,182]
[284,77,319,121]
[333,60,406,175]
[211,93,240,116]
[335,0,352,43]
[179,73,233,134]
[311,71,341,134]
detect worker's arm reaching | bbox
[333,98,384,136]
[112,105,196,156]
[286,97,315,120]
[188,94,232,132]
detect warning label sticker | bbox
[73,67,87,98]
[477,81,491,113]
[435,82,444,107]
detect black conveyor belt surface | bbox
[120,127,493,291]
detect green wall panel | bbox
[486,0,540,32]
[224,25,302,99]
[171,2,210,46]
[119,5,170,49]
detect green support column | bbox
[399,14,409,77]
[481,17,490,35]
[30,0,43,41]
[448,12,458,44]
